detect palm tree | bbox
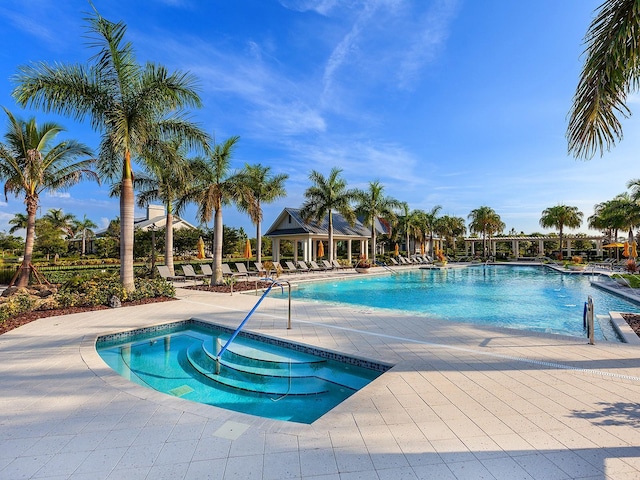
[567,0,640,158]
[437,215,466,255]
[0,108,96,286]
[300,168,356,262]
[539,205,583,260]
[73,215,97,256]
[43,208,76,238]
[236,164,288,264]
[136,138,204,275]
[178,136,252,285]
[468,206,501,258]
[353,181,401,262]
[396,203,414,257]
[12,8,203,291]
[8,212,28,235]
[423,205,442,257]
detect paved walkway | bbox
[1,268,640,479]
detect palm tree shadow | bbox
[572,402,640,427]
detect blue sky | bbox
[1,0,636,238]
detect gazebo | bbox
[264,208,372,263]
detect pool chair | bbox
[221,263,248,280]
[328,259,345,270]
[157,265,185,282]
[388,257,400,266]
[296,260,311,273]
[235,263,258,278]
[181,264,206,283]
[308,260,327,272]
[284,261,302,274]
[200,264,213,277]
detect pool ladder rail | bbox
[213,278,291,374]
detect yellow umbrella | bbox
[623,241,630,258]
[317,241,324,258]
[394,243,399,256]
[196,236,205,259]
[632,241,638,258]
[603,242,624,248]
[244,238,252,258]
[420,243,425,255]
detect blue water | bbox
[97,323,385,424]
[279,265,639,341]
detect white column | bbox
[512,240,518,259]
[347,239,352,262]
[539,240,544,256]
[273,238,280,262]
[566,239,572,258]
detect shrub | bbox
[0,292,36,322]
[626,259,637,273]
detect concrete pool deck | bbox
[1,270,640,479]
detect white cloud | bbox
[47,192,71,199]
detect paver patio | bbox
[1,270,639,479]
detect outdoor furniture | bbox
[296,260,311,273]
[157,265,185,282]
[200,264,213,276]
[254,262,268,276]
[308,260,327,271]
[284,261,301,274]
[235,263,259,278]
[221,263,248,280]
[181,264,206,283]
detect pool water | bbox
[280,265,639,341]
[97,321,387,424]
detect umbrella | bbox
[603,242,624,248]
[632,241,638,258]
[394,243,399,256]
[317,241,324,258]
[196,237,205,259]
[624,241,630,258]
[244,238,252,259]
[420,243,425,255]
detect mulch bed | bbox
[0,296,176,336]
[620,314,640,339]
[184,281,275,295]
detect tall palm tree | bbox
[437,215,466,254]
[396,203,413,256]
[567,0,640,158]
[136,138,204,275]
[178,136,252,285]
[300,168,356,262]
[539,205,583,260]
[12,8,203,291]
[423,205,442,257]
[0,108,96,286]
[43,208,76,238]
[73,215,97,256]
[468,206,501,258]
[236,164,288,263]
[353,180,401,262]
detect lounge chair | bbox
[296,260,311,273]
[308,260,327,271]
[388,257,400,266]
[181,264,206,283]
[254,262,268,276]
[200,264,213,276]
[331,259,349,270]
[221,263,248,280]
[284,261,301,274]
[235,263,258,278]
[324,260,337,270]
[157,265,185,282]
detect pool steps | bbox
[185,338,363,396]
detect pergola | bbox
[463,235,607,259]
[264,208,372,263]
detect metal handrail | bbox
[375,261,399,275]
[214,278,291,373]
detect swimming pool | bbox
[279,265,639,341]
[97,320,389,424]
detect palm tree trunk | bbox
[16,198,37,287]
[328,213,334,261]
[81,230,86,256]
[212,206,224,285]
[256,221,262,263]
[165,205,174,275]
[559,227,564,260]
[370,224,376,262]
[120,153,135,292]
